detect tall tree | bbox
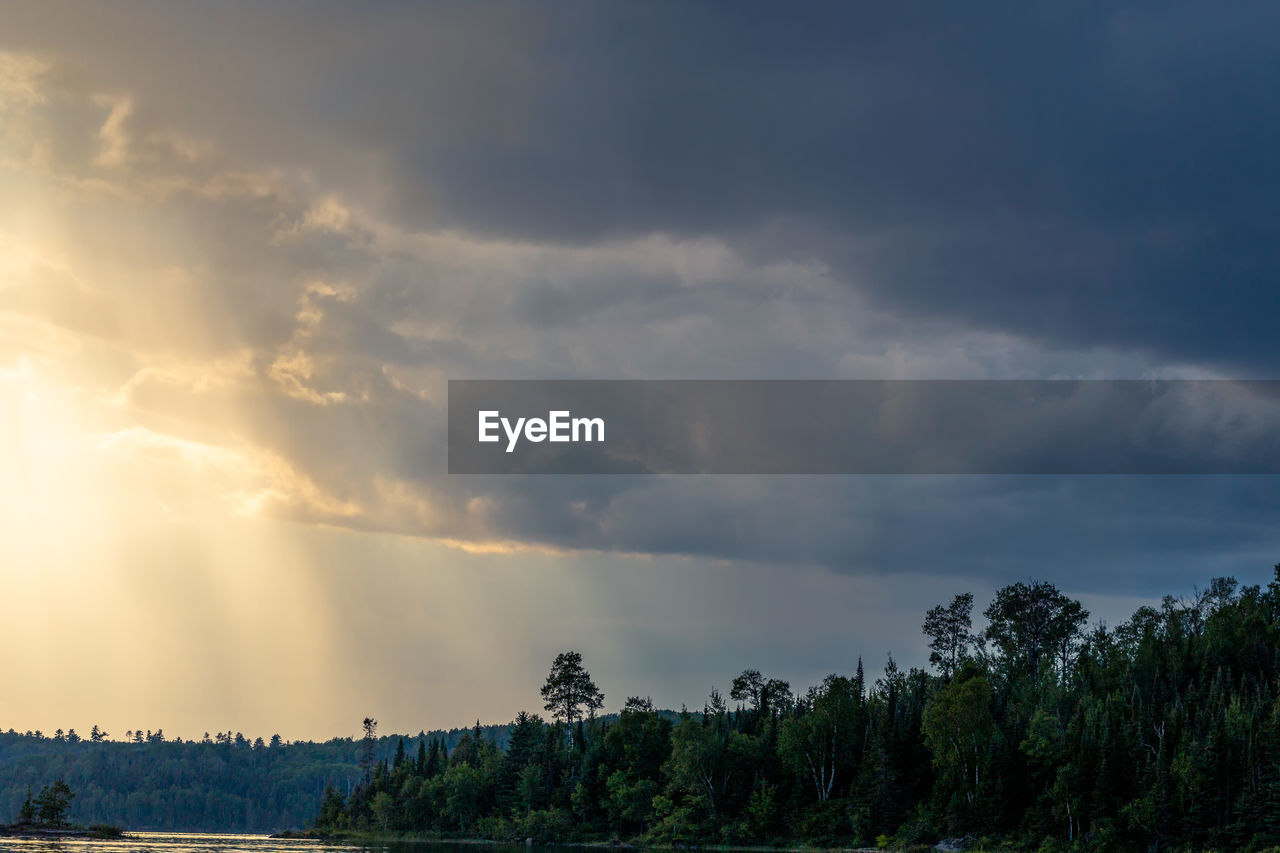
[923,592,975,679]
[730,669,792,718]
[923,676,995,829]
[730,670,766,709]
[541,651,605,734]
[983,581,1088,682]
[360,717,378,777]
[779,675,859,802]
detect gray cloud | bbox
[3,2,1278,614]
[8,3,1280,374]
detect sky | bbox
[1,1,1279,741]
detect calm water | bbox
[0,834,540,853]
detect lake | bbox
[0,834,542,853]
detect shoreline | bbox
[277,831,886,853]
[0,825,125,840]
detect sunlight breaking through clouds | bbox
[1,0,1279,740]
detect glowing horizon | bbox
[3,4,1279,742]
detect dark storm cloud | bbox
[371,1,1280,371]
[434,474,1280,595]
[6,1,1280,601]
[9,1,1277,368]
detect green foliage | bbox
[923,676,995,831]
[304,572,1280,851]
[0,723,507,832]
[779,674,859,803]
[14,569,1280,853]
[34,779,74,826]
[8,779,77,828]
[983,581,1089,683]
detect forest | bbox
[0,722,497,832]
[8,568,1280,850]
[315,568,1280,852]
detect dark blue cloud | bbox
[442,474,1280,596]
[10,1,1276,369]
[357,1,1280,372]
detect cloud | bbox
[4,6,1280,737]
[2,6,1278,611]
[6,2,1279,377]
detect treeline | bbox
[0,724,510,832]
[318,567,1280,852]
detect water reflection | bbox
[0,833,544,853]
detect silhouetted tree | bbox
[541,651,604,735]
[923,592,975,679]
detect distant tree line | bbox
[0,723,502,832]
[314,567,1280,852]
